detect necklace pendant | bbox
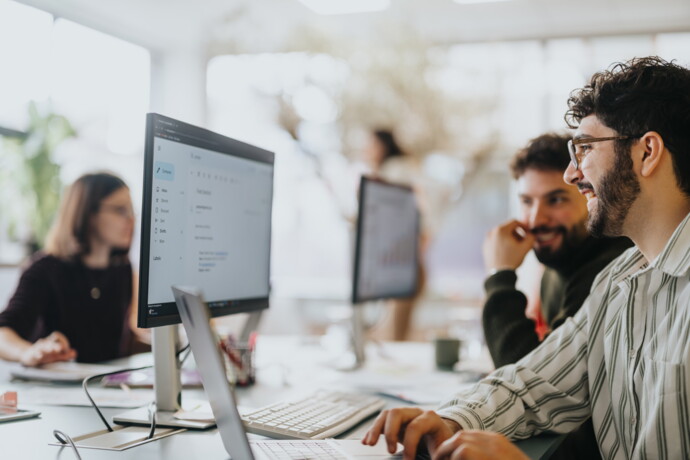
[90,287,101,300]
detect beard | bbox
[532,219,589,268]
[587,143,641,238]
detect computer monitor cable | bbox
[51,342,190,456]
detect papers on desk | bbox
[20,386,153,408]
[8,361,120,383]
[336,363,479,405]
[101,368,202,388]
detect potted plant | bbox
[0,101,75,257]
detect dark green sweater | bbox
[482,236,632,368]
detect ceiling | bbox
[16,0,690,55]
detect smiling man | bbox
[363,57,690,460]
[481,135,631,460]
[482,133,630,369]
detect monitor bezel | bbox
[138,113,274,328]
[351,176,420,305]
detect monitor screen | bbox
[138,113,274,328]
[352,176,419,304]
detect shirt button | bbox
[629,349,635,359]
[631,415,637,425]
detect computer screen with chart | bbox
[138,113,274,328]
[352,176,419,304]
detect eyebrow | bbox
[519,189,571,200]
[573,133,594,141]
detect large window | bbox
[0,0,150,263]
[207,33,690,302]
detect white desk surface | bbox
[0,335,562,459]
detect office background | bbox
[1,0,690,339]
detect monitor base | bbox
[113,402,215,430]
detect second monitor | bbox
[352,176,420,304]
[348,176,420,366]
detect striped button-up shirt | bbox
[437,212,690,459]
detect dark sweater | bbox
[0,253,134,363]
[482,236,632,368]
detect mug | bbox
[434,337,462,370]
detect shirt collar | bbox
[649,211,690,277]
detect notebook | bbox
[171,285,399,460]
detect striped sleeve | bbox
[436,304,592,440]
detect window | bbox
[0,1,150,263]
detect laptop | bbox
[171,286,400,460]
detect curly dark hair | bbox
[510,133,571,180]
[565,56,690,196]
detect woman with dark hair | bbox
[361,129,427,341]
[0,172,143,366]
[365,129,405,170]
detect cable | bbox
[82,364,153,432]
[79,340,190,432]
[147,401,157,439]
[53,429,82,460]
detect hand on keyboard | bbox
[242,390,385,440]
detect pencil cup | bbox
[219,340,256,387]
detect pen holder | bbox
[219,339,256,387]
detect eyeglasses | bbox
[567,136,638,170]
[100,204,135,219]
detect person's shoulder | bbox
[21,252,73,276]
[589,244,641,289]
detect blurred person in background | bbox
[0,172,148,366]
[363,129,427,341]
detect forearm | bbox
[438,312,591,439]
[0,327,32,362]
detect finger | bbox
[384,410,404,454]
[498,220,523,234]
[50,331,72,348]
[402,411,445,460]
[449,444,474,460]
[434,432,464,460]
[363,410,389,445]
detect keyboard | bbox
[252,440,349,459]
[242,390,385,440]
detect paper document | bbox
[9,362,120,383]
[21,386,153,408]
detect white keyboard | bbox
[253,440,349,459]
[242,390,385,440]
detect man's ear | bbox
[639,131,665,178]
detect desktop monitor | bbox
[115,113,274,427]
[138,113,274,328]
[352,176,420,304]
[346,176,419,367]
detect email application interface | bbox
[147,136,272,308]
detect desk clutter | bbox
[219,332,257,387]
[0,390,41,423]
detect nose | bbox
[563,161,582,185]
[528,201,549,229]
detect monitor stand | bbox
[330,303,367,371]
[113,325,214,429]
[113,311,265,429]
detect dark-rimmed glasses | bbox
[567,136,636,170]
[100,204,135,219]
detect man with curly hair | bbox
[363,56,690,459]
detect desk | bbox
[0,335,563,459]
